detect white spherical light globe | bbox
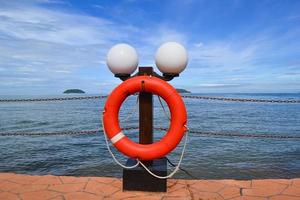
[155,42,188,74]
[106,43,139,75]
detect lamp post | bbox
[106,42,188,192]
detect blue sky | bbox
[0,0,299,95]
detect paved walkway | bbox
[0,173,299,200]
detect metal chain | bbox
[154,127,300,139]
[1,127,299,139]
[1,95,300,103]
[181,95,300,103]
[0,127,138,137]
[0,96,107,102]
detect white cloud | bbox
[16,66,36,72]
[189,41,257,71]
[198,83,241,88]
[0,77,46,86]
[0,2,143,94]
[194,42,203,48]
[143,27,187,46]
[0,6,136,45]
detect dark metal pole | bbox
[138,67,153,165]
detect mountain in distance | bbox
[63,89,85,94]
[176,88,191,93]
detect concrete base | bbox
[123,157,167,192]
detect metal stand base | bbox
[123,157,167,192]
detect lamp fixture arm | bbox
[114,69,179,82]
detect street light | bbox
[155,42,188,76]
[106,43,139,80]
[107,42,188,81]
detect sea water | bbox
[0,93,300,179]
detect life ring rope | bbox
[102,111,189,178]
[102,113,140,169]
[138,127,188,179]
[157,95,171,120]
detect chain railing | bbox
[0,95,300,103]
[0,95,107,102]
[0,127,137,137]
[181,95,300,103]
[1,127,300,140]
[1,94,299,139]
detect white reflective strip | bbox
[110,131,125,144]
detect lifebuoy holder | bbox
[103,75,187,161]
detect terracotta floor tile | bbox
[120,190,165,198]
[219,180,252,188]
[192,191,223,200]
[190,180,226,193]
[64,191,101,200]
[184,179,199,186]
[0,192,20,200]
[0,173,19,181]
[0,181,20,192]
[251,180,285,188]
[8,174,40,185]
[49,195,64,200]
[282,185,300,196]
[110,179,122,188]
[131,195,164,200]
[243,180,287,197]
[269,179,292,185]
[170,179,186,186]
[167,187,191,197]
[90,176,117,184]
[20,190,61,200]
[84,180,119,196]
[231,196,267,200]
[9,184,48,194]
[242,187,285,198]
[59,176,89,184]
[48,182,86,193]
[32,175,62,185]
[167,180,186,193]
[218,186,241,199]
[293,179,300,187]
[162,197,190,200]
[109,190,144,199]
[269,195,300,200]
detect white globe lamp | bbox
[155,42,188,75]
[106,43,139,76]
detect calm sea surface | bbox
[0,93,300,179]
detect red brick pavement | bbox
[0,173,299,200]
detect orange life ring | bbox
[103,75,187,160]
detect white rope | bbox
[122,96,139,123]
[138,127,189,179]
[157,96,171,120]
[102,114,139,169]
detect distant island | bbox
[176,88,191,93]
[63,89,85,94]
